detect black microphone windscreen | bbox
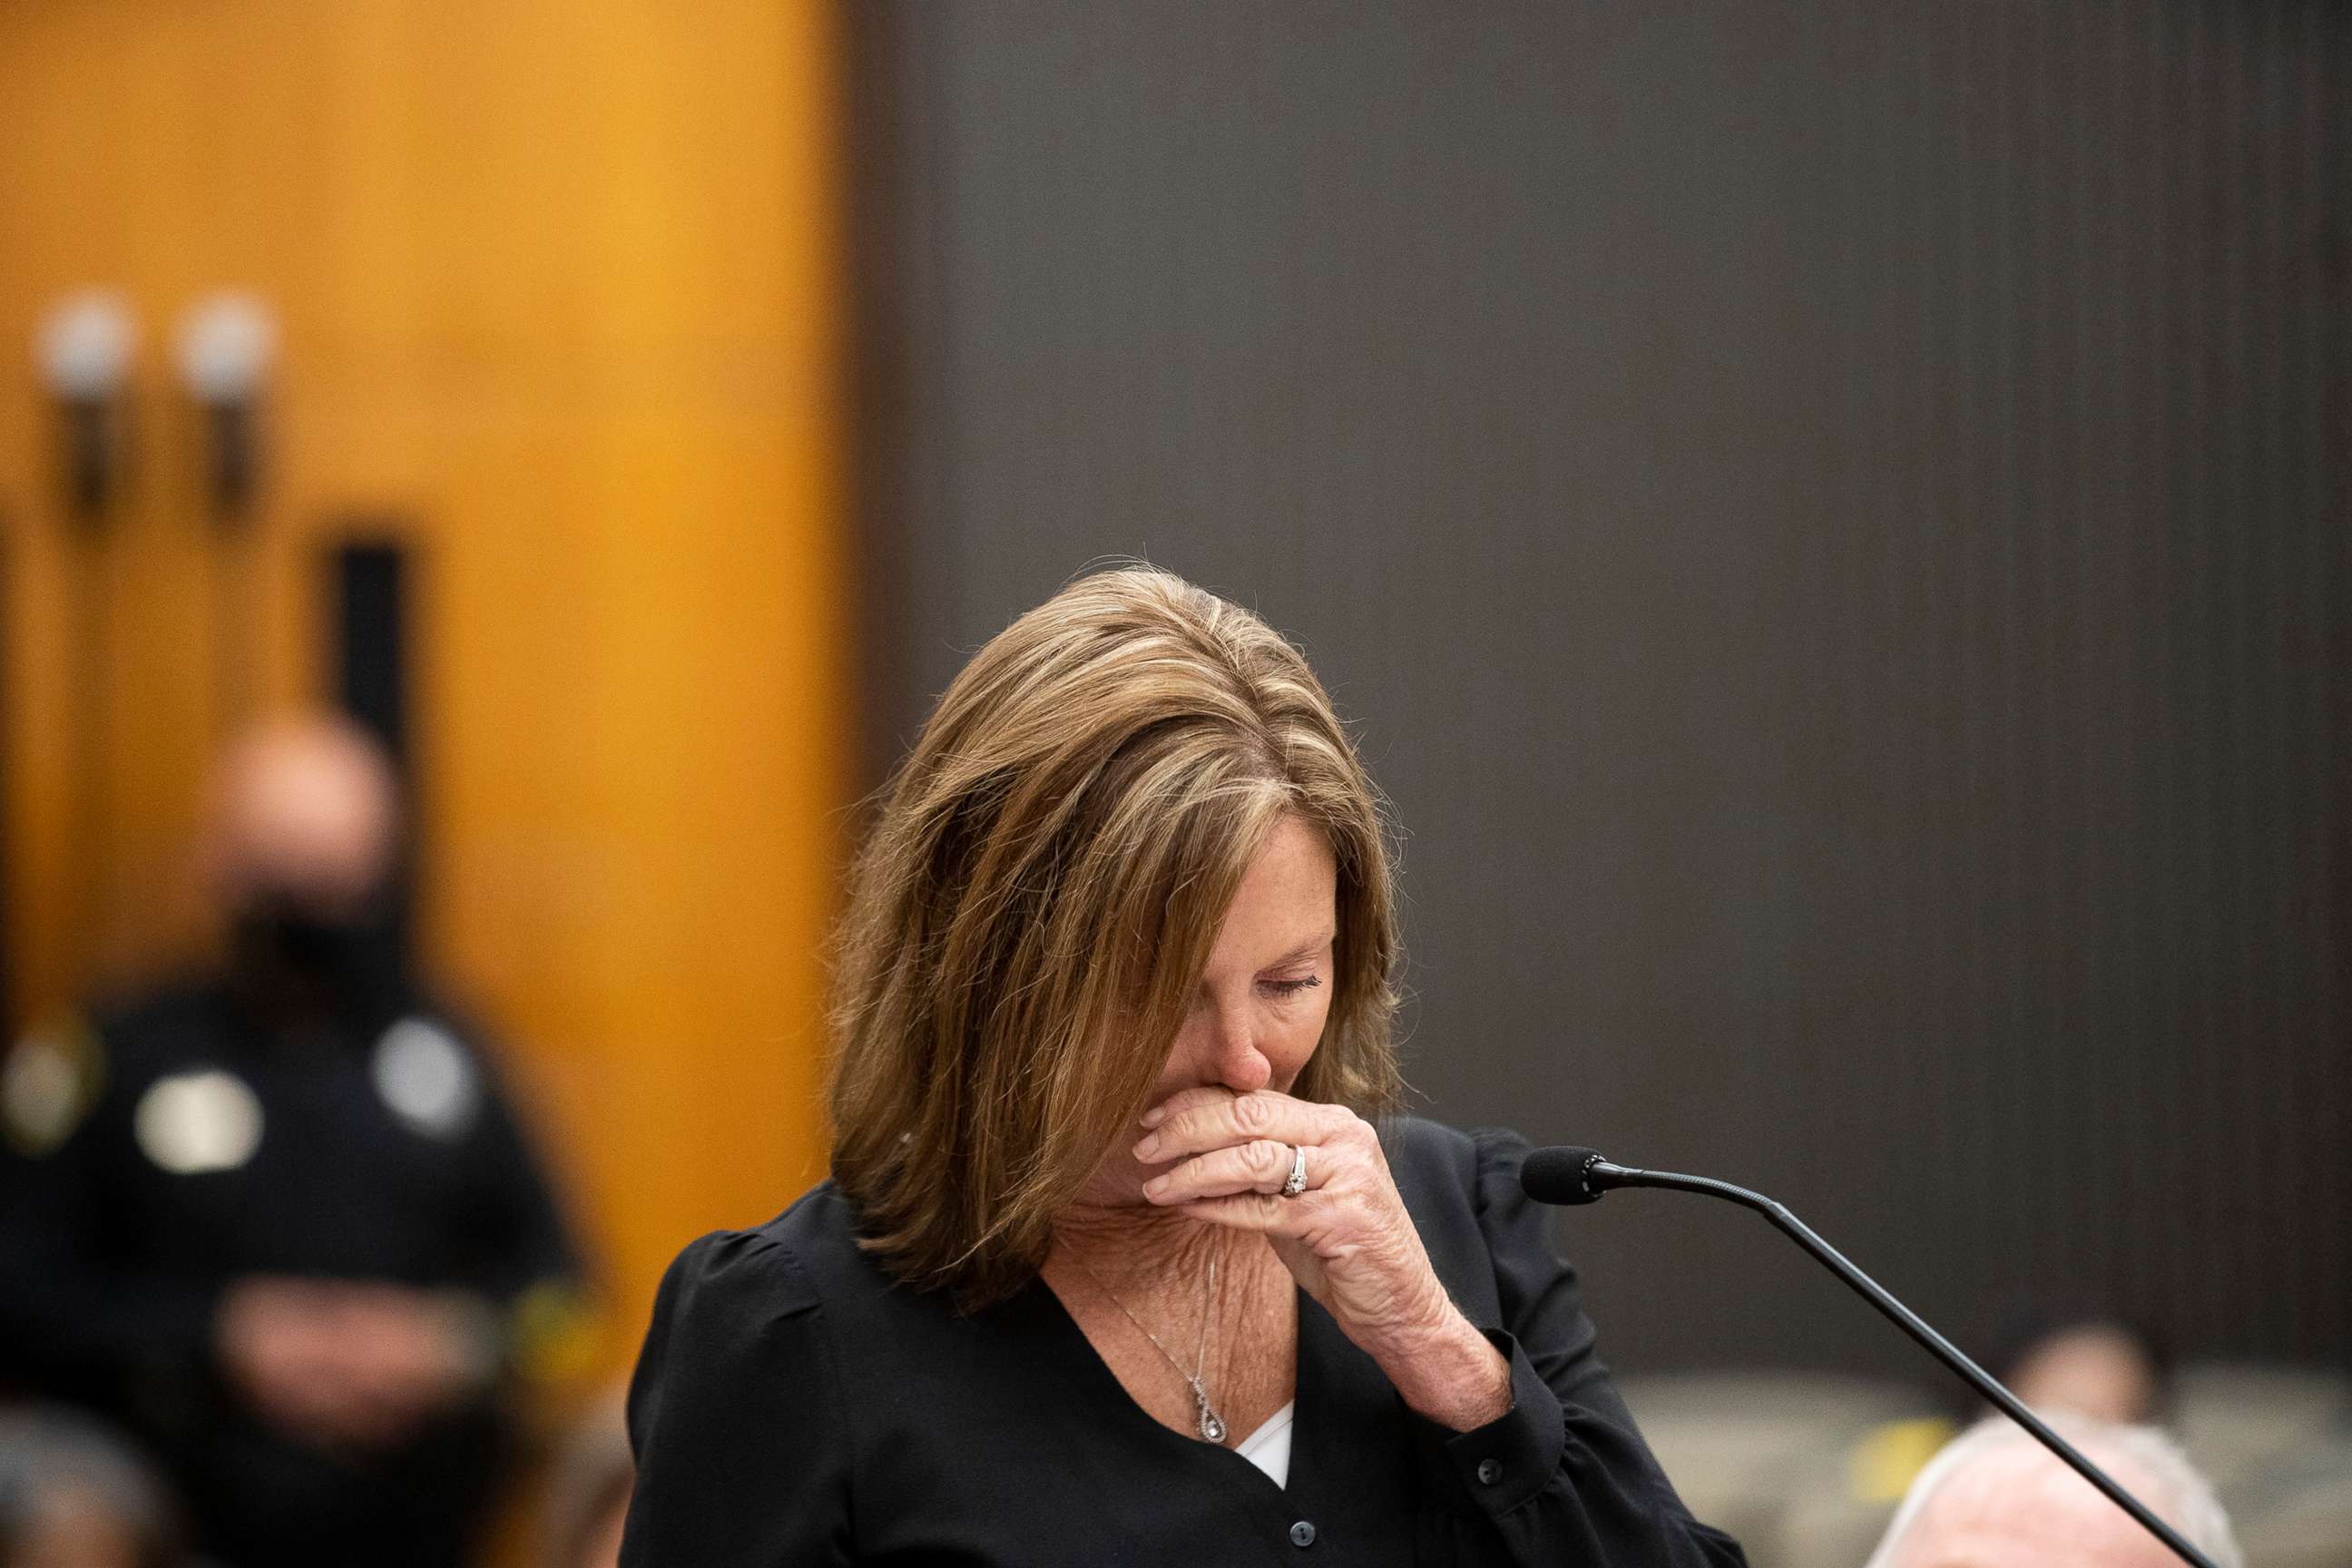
[1521,1146,1609,1206]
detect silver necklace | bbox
[1069,1251,1227,1443]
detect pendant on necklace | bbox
[1191,1383,1227,1444]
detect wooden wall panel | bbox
[0,0,849,1362]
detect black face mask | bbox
[227,895,405,1024]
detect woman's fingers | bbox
[1171,1192,1306,1233]
[1142,1139,1301,1204]
[1132,1089,1356,1164]
[1138,1083,1235,1132]
[1161,1109,1470,1364]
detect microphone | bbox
[1520,1145,1621,1206]
[1522,1146,2220,1568]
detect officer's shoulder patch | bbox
[371,1014,484,1141]
[133,1068,265,1175]
[3,1014,107,1157]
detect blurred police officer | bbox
[0,716,593,1568]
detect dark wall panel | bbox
[848,2,2351,1378]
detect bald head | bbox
[206,716,400,917]
[1869,1416,2240,1568]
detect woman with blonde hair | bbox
[620,568,1743,1565]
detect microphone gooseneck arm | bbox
[1563,1154,2220,1568]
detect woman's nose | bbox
[1206,1001,1272,1093]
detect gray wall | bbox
[848,3,2350,1381]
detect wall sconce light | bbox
[35,290,139,526]
[177,291,278,521]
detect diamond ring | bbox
[1279,1143,1308,1198]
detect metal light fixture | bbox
[177,291,278,520]
[35,289,139,524]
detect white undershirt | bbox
[1232,1399,1296,1488]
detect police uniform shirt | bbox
[0,977,590,1566]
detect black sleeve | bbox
[439,1034,598,1382]
[618,1229,855,1567]
[1408,1128,1748,1567]
[449,1051,583,1301]
[0,1035,220,1397]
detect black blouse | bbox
[619,1120,1746,1566]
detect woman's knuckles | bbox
[1230,1093,1279,1135]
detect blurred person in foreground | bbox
[0,715,594,1568]
[0,1406,181,1568]
[620,569,1745,1565]
[1865,1414,2241,1568]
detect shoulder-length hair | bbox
[827,567,1402,1306]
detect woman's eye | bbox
[1259,975,1322,999]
